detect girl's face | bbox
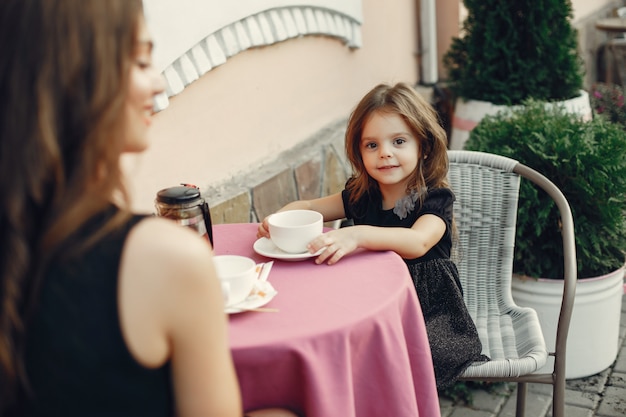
[122,17,165,153]
[360,110,419,190]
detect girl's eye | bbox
[394,138,406,145]
[364,142,377,150]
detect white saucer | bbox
[225,280,277,314]
[253,237,323,261]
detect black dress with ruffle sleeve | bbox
[341,186,488,389]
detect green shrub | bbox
[443,0,583,106]
[441,381,512,405]
[465,100,626,279]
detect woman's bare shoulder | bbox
[120,216,216,295]
[125,216,213,265]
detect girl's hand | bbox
[307,228,359,265]
[257,217,271,239]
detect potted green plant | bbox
[464,100,626,378]
[442,0,590,149]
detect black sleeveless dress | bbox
[342,186,488,389]
[18,206,173,416]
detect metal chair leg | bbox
[515,382,527,417]
[552,374,565,417]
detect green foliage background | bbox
[465,101,626,279]
[443,0,584,105]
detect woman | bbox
[0,1,294,416]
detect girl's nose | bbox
[379,143,393,158]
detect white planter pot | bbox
[511,267,625,379]
[449,90,592,150]
[449,99,508,150]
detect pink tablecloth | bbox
[214,223,440,417]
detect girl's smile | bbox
[377,164,400,170]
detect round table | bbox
[595,17,626,33]
[213,223,440,417]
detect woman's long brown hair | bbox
[0,0,142,410]
[344,82,450,206]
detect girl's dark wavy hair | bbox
[344,82,450,207]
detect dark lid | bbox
[156,186,201,204]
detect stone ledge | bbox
[204,117,349,224]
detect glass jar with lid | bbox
[154,184,214,246]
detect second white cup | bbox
[213,255,257,306]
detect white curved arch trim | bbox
[151,6,362,111]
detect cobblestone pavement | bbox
[439,287,626,417]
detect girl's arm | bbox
[257,192,346,238]
[307,214,446,265]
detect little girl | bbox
[258,82,487,389]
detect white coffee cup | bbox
[213,255,257,306]
[268,210,323,253]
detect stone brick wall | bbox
[204,118,351,225]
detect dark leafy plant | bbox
[441,381,512,405]
[443,0,584,106]
[465,100,626,279]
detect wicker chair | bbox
[447,151,577,417]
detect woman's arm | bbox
[119,217,242,417]
[307,214,446,265]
